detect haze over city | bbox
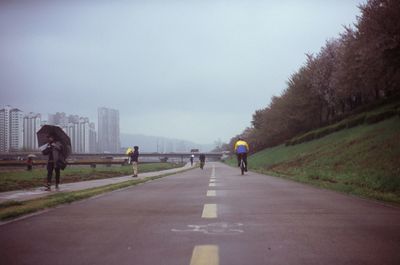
[0,0,365,144]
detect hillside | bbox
[233,116,400,204]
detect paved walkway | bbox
[0,163,192,203]
[1,162,399,265]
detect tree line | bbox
[216,0,400,153]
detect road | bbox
[1,162,399,265]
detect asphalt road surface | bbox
[1,162,399,265]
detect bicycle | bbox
[239,158,246,175]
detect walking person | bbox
[199,153,206,169]
[26,157,33,171]
[130,146,140,177]
[190,154,194,166]
[42,134,64,191]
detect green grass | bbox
[0,163,183,192]
[229,117,400,204]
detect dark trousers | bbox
[47,162,60,185]
[237,153,248,170]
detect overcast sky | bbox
[0,0,365,144]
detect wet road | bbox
[1,162,399,265]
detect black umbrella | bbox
[37,125,72,158]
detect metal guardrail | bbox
[0,159,165,168]
[0,152,225,159]
[0,152,226,168]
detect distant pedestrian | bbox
[130,146,140,177]
[190,154,194,166]
[42,134,64,191]
[26,157,33,171]
[199,154,206,169]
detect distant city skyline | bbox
[1,103,211,153]
[0,104,98,153]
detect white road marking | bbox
[209,183,216,187]
[172,223,244,235]
[209,179,216,183]
[207,190,216,197]
[211,165,215,178]
[202,204,217,218]
[190,245,219,265]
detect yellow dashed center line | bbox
[207,190,216,197]
[190,245,219,265]
[202,204,217,218]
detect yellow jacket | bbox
[234,140,249,154]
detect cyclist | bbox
[234,137,249,172]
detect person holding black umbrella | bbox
[42,134,64,191]
[37,125,71,191]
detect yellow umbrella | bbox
[125,147,133,155]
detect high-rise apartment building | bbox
[89,122,97,153]
[61,117,97,153]
[23,112,41,151]
[48,112,68,127]
[0,106,23,152]
[98,107,120,153]
[47,112,97,154]
[0,106,10,152]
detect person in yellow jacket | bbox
[234,137,249,172]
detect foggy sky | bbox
[0,0,365,144]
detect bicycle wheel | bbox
[240,160,245,175]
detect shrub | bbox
[286,102,399,146]
[346,114,366,128]
[365,109,397,124]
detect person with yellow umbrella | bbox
[126,147,133,164]
[127,146,139,177]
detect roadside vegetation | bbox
[218,0,400,204]
[0,162,183,192]
[215,0,399,153]
[228,116,400,204]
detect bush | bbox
[346,114,366,128]
[365,109,397,124]
[286,102,399,146]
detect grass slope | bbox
[243,117,400,203]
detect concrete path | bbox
[0,163,192,203]
[1,162,399,265]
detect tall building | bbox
[61,117,96,153]
[0,106,11,152]
[98,107,120,153]
[48,112,97,154]
[48,112,68,127]
[23,112,41,151]
[89,122,97,153]
[0,106,23,152]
